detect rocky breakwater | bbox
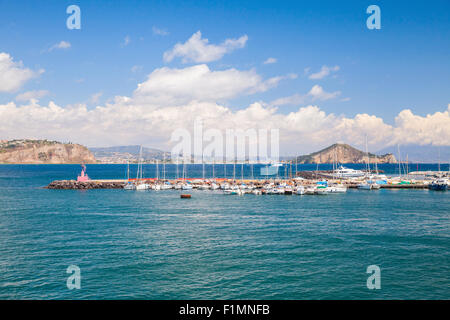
[46,180,126,189]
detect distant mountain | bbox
[0,139,96,164]
[90,145,170,163]
[376,145,450,163]
[295,143,396,164]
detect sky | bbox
[0,0,449,155]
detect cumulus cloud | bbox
[270,85,340,106]
[263,57,277,64]
[0,53,43,93]
[308,65,340,80]
[15,90,49,102]
[163,31,248,63]
[391,106,450,146]
[134,64,293,105]
[1,56,447,154]
[48,41,71,52]
[1,96,448,153]
[308,85,341,101]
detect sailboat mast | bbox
[438,147,441,173]
[365,135,370,175]
[156,160,159,180]
[201,152,205,180]
[127,159,130,181]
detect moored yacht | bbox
[334,165,365,178]
[429,178,448,191]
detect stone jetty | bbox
[46,180,126,189]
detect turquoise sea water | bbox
[0,164,449,299]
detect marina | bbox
[46,163,448,193]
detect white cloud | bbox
[308,85,341,101]
[1,58,447,153]
[263,57,277,64]
[15,90,49,102]
[48,41,71,52]
[152,26,169,36]
[134,64,292,105]
[1,96,448,153]
[308,65,340,80]
[163,31,248,63]
[270,85,340,106]
[0,53,43,93]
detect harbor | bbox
[46,163,448,193]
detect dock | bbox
[46,178,429,190]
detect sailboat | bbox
[357,136,376,190]
[123,159,136,190]
[429,148,448,191]
[135,146,150,190]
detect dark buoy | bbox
[180,194,191,199]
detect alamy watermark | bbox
[66,5,81,30]
[366,265,381,290]
[66,265,81,290]
[366,5,381,30]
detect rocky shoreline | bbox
[46,180,126,189]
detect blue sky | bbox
[0,0,449,152]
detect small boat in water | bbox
[329,184,347,193]
[124,182,135,190]
[428,179,448,191]
[136,182,151,190]
[357,183,372,190]
[305,186,316,195]
[296,186,305,195]
[182,183,193,190]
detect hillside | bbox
[295,143,396,164]
[0,140,96,164]
[90,145,170,163]
[377,144,450,163]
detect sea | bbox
[0,163,448,299]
